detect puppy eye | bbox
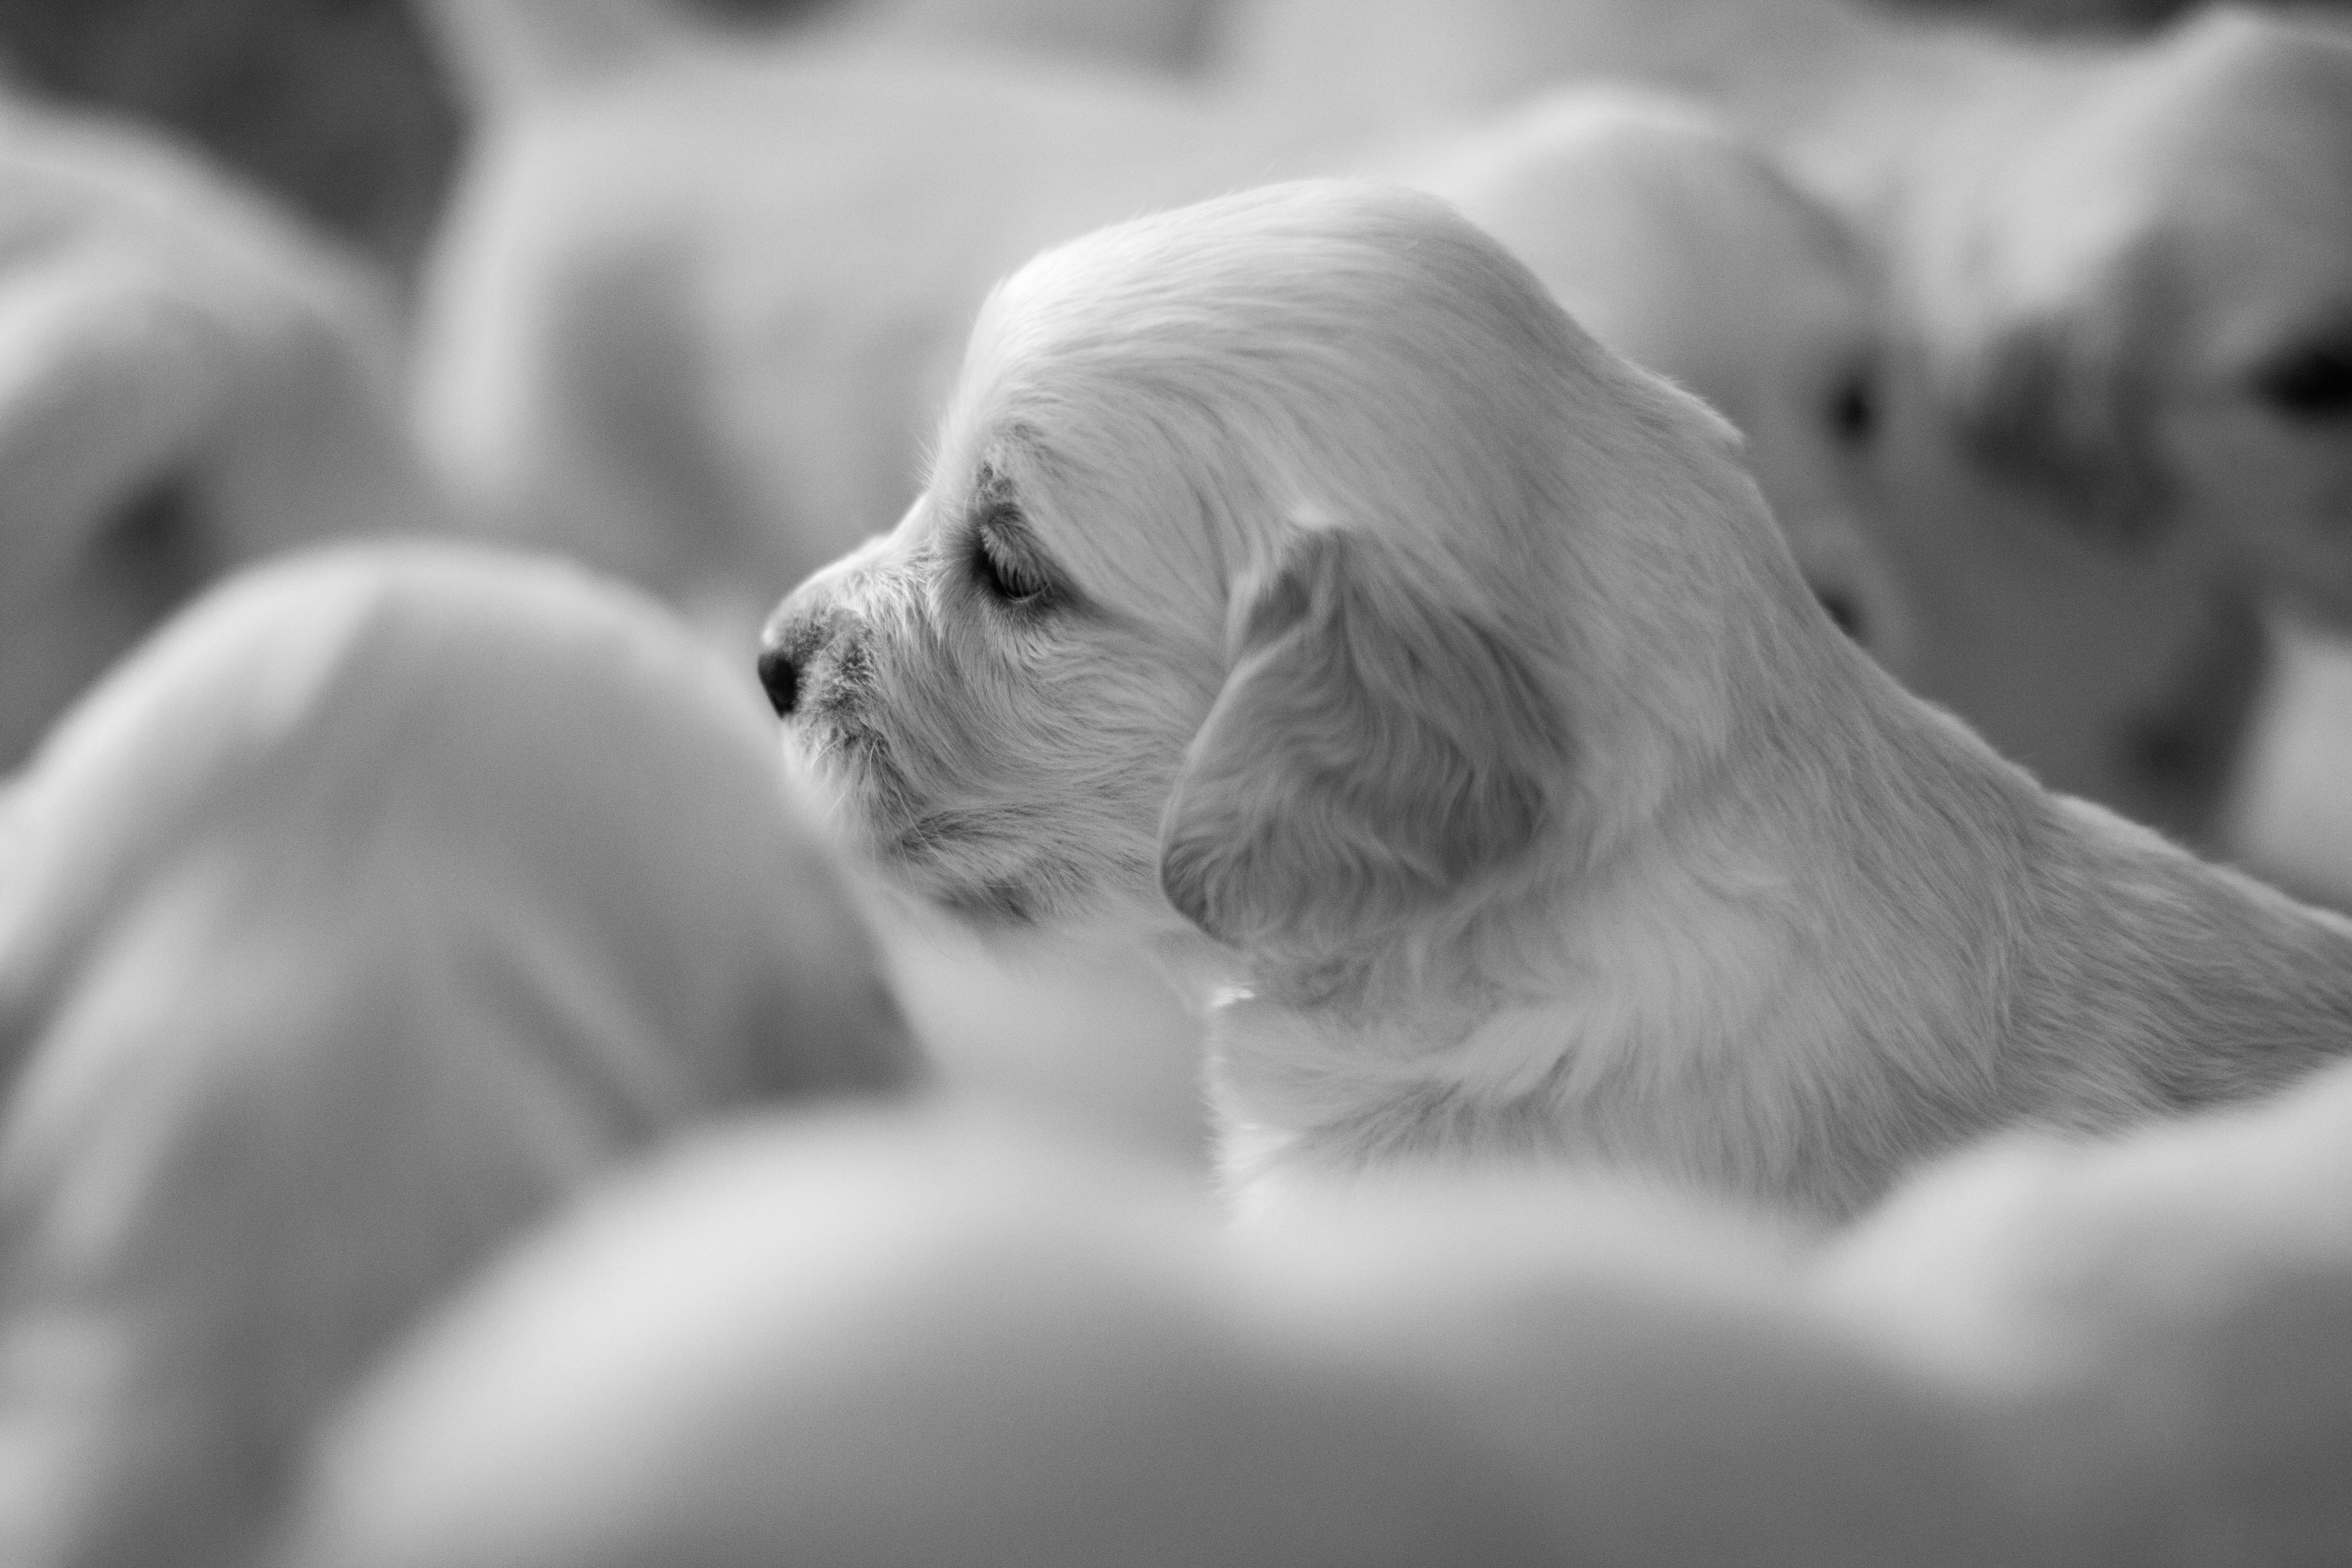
[1825,366,1878,448]
[2252,340,2352,420]
[970,508,1052,606]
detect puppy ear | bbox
[1158,526,1561,956]
[1950,301,2165,550]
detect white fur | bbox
[1402,86,1916,678]
[0,93,446,772]
[268,1107,2029,1566]
[1818,1053,2352,1561]
[774,181,2352,1222]
[0,544,917,1568]
[266,1108,1559,1568]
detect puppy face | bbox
[768,181,1806,962]
[1421,90,1913,674]
[1938,12,2352,621]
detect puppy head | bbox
[768,180,1801,971]
[1930,9,2352,616]
[1421,88,1915,677]
[0,101,439,769]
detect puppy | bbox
[0,544,916,1568]
[0,91,446,770]
[766,180,2352,1221]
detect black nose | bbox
[756,637,801,717]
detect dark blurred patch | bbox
[0,0,832,282]
[1870,0,2344,31]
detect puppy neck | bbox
[1202,631,2045,1220]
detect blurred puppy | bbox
[0,92,445,770]
[269,1109,2023,1568]
[767,181,2352,1220]
[1405,87,1912,675]
[267,1109,1557,1568]
[1819,1052,2352,1561]
[0,545,916,1568]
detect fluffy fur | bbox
[0,92,445,770]
[1819,1052,2352,1561]
[1230,0,2352,842]
[267,1108,2024,1567]
[770,181,2352,1220]
[0,544,917,1568]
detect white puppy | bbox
[0,544,917,1568]
[768,181,2352,1220]
[0,92,446,770]
[414,2,1917,1163]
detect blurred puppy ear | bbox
[1949,286,2166,549]
[1158,525,1562,955]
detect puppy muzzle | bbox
[757,600,856,721]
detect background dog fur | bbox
[0,92,447,771]
[772,181,2352,1220]
[0,545,916,1568]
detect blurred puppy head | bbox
[0,98,441,769]
[1927,9,2352,622]
[765,180,1830,971]
[1415,87,1913,676]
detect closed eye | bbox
[969,502,1054,607]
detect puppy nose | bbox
[756,638,801,717]
[756,600,845,719]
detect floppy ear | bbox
[1949,295,2167,550]
[1158,526,1562,956]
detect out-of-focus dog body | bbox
[772,182,2352,1221]
[0,93,443,769]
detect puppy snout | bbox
[757,600,854,719]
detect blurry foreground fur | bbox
[0,543,916,1568]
